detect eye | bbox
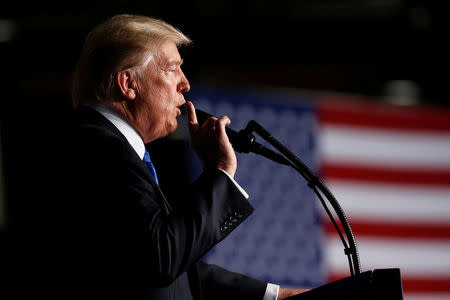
[163,66,175,73]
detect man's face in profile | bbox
[136,40,190,143]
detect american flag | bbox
[318,94,450,300]
[186,86,450,300]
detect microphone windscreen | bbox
[194,109,211,125]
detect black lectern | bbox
[286,268,403,300]
[195,110,405,300]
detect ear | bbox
[115,70,137,100]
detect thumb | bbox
[216,115,231,140]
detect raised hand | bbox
[186,101,237,177]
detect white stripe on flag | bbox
[405,293,450,300]
[320,125,450,169]
[322,180,450,223]
[325,236,450,277]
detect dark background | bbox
[1,0,449,108]
[0,0,448,282]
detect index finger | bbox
[186,101,199,131]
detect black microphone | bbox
[194,108,291,165]
[195,109,255,153]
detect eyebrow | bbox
[167,58,183,66]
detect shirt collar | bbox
[91,104,146,159]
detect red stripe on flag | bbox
[322,162,450,186]
[318,97,450,132]
[402,277,450,293]
[323,218,450,240]
[328,274,450,293]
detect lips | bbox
[176,102,186,116]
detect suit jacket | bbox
[31,106,267,300]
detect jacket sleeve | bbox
[194,260,268,300]
[138,168,256,286]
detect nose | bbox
[178,70,190,94]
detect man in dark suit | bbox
[44,14,306,300]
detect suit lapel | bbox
[74,106,173,212]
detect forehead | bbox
[156,40,182,63]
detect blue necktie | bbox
[143,150,159,185]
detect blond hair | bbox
[72,14,191,107]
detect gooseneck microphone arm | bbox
[245,120,361,276]
[194,108,361,276]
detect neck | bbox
[105,100,144,139]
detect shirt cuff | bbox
[263,283,280,300]
[217,169,249,199]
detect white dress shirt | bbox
[92,104,279,300]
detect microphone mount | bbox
[240,119,362,276]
